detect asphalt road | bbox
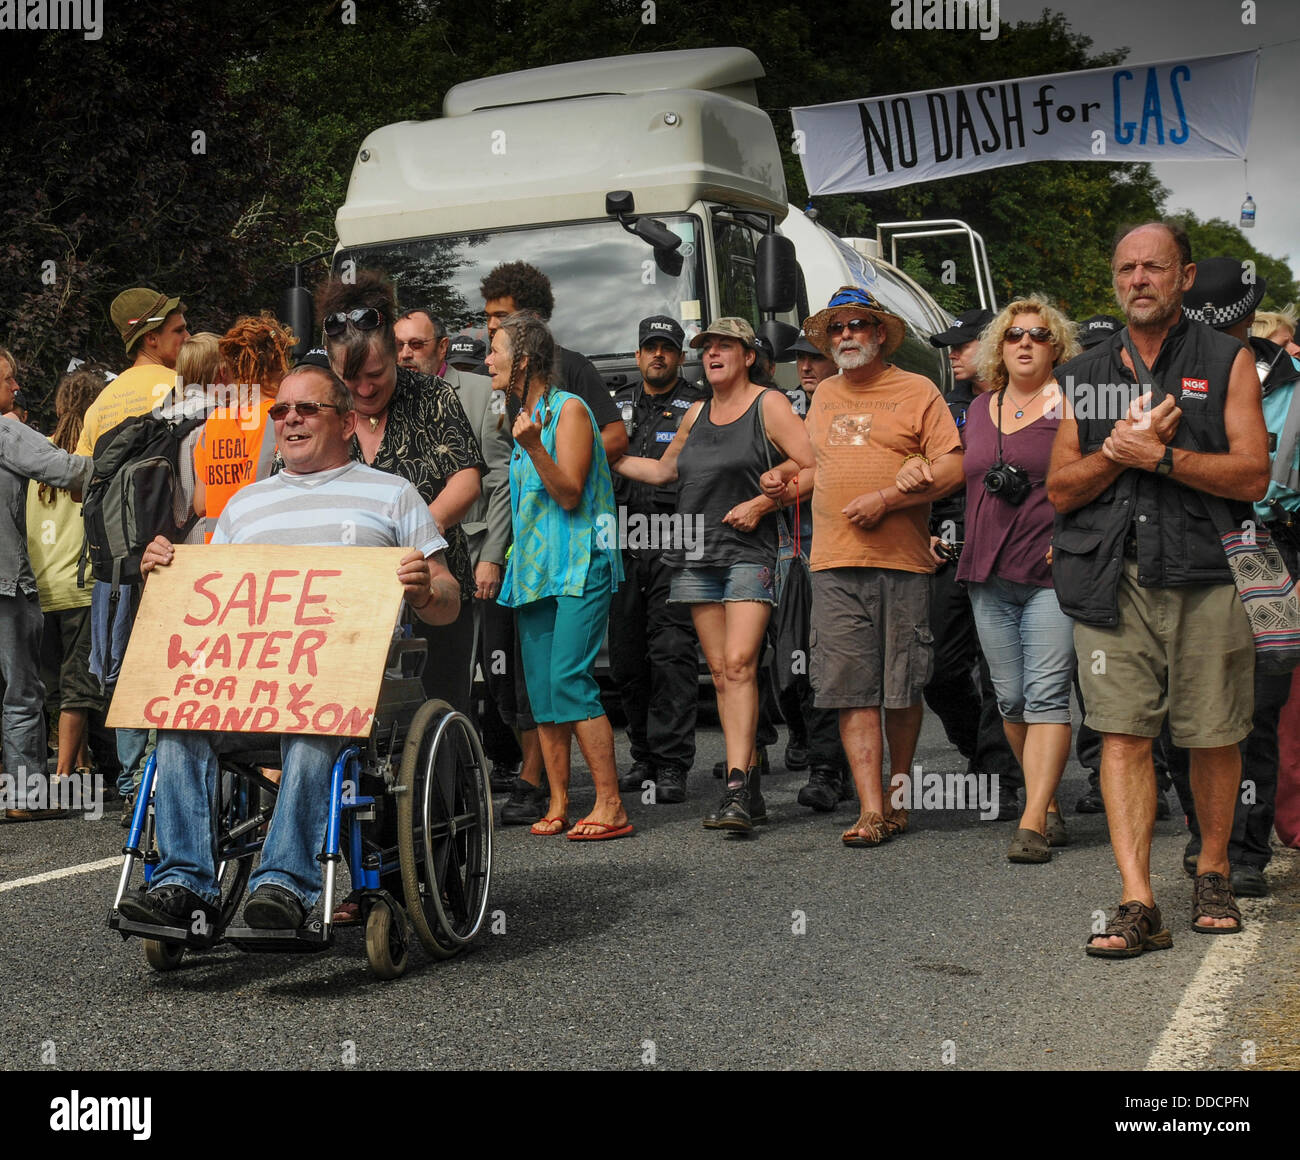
[1,710,1295,1074]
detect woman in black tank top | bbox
[614,318,814,833]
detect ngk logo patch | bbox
[1180,377,1209,400]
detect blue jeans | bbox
[0,592,48,808]
[151,732,343,907]
[967,578,1074,724]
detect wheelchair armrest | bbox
[385,637,428,681]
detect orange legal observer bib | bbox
[192,398,277,542]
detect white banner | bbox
[792,50,1258,194]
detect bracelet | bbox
[900,453,931,466]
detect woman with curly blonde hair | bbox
[959,296,1080,863]
[192,312,294,540]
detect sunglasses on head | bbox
[826,318,881,337]
[268,401,342,420]
[322,308,385,337]
[1004,326,1053,344]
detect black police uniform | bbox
[609,374,709,775]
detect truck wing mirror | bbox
[757,234,797,314]
[607,188,682,256]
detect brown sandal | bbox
[880,806,909,838]
[1085,900,1173,958]
[1192,871,1243,934]
[842,811,887,847]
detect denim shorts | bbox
[668,563,775,605]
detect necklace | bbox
[368,414,381,432]
[1005,383,1048,420]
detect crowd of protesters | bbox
[3,221,1300,957]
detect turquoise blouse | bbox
[498,389,623,607]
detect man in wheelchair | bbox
[116,363,463,934]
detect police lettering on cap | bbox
[448,335,487,367]
[1077,314,1123,350]
[638,315,685,349]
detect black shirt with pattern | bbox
[349,366,486,601]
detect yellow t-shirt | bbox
[26,457,91,612]
[75,363,177,455]
[805,364,962,575]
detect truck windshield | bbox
[336,216,705,361]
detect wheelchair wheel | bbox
[364,897,408,980]
[396,699,493,959]
[143,938,185,972]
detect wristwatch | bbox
[1155,446,1174,476]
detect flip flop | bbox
[566,818,634,841]
[530,816,571,836]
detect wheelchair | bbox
[108,637,494,980]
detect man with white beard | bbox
[764,287,963,846]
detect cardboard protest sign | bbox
[108,545,407,736]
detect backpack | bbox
[79,410,208,595]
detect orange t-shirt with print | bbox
[192,398,277,541]
[805,364,962,575]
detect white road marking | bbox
[0,856,121,894]
[1146,849,1295,1070]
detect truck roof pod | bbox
[442,47,765,116]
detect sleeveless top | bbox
[498,389,623,607]
[670,389,779,569]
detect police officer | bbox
[926,308,1024,819]
[611,316,709,803]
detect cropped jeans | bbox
[967,576,1074,725]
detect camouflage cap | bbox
[688,316,757,350]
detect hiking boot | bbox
[797,766,841,813]
[120,793,137,829]
[655,766,687,804]
[618,760,656,793]
[499,776,547,825]
[489,761,518,793]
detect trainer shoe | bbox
[618,760,656,793]
[499,776,547,825]
[797,766,841,813]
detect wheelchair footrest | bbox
[224,919,331,954]
[110,912,219,950]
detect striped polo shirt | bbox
[212,461,446,556]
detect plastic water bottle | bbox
[1240,193,1256,229]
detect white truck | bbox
[311,47,994,392]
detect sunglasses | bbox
[397,338,431,351]
[826,318,881,337]
[268,401,342,420]
[322,308,385,337]
[1003,326,1054,344]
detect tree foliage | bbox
[0,0,1292,424]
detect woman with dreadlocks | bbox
[488,311,631,840]
[192,312,293,540]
